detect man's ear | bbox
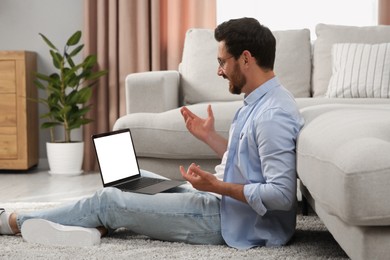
[242,50,251,65]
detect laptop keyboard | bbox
[117,177,165,191]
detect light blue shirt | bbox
[220,77,304,249]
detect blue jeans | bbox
[17,170,224,245]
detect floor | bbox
[0,167,102,203]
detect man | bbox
[0,17,304,248]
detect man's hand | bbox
[180,163,219,192]
[180,105,228,158]
[180,105,215,143]
[180,164,248,204]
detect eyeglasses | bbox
[217,55,234,69]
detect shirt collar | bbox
[243,76,279,106]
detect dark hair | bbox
[214,17,276,70]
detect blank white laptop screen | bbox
[93,131,139,184]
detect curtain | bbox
[379,0,390,25]
[83,0,216,172]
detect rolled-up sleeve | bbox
[243,108,301,215]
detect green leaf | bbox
[68,118,93,130]
[39,33,58,51]
[36,72,52,82]
[69,106,91,122]
[69,44,84,57]
[65,90,79,104]
[73,106,91,117]
[65,88,90,105]
[41,122,61,129]
[63,64,82,87]
[86,70,107,81]
[60,105,72,116]
[66,55,76,68]
[63,67,79,87]
[83,55,97,69]
[50,50,62,69]
[40,111,54,119]
[34,79,46,90]
[46,74,61,94]
[66,31,82,46]
[76,87,92,103]
[36,98,49,105]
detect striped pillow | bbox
[326,43,390,98]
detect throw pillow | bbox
[326,43,390,98]
[312,24,390,97]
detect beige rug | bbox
[0,202,349,259]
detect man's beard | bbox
[228,64,246,95]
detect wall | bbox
[0,0,83,168]
[217,0,378,39]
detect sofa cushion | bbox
[179,29,234,105]
[326,43,390,98]
[273,29,312,98]
[312,23,390,97]
[180,28,312,105]
[297,104,390,225]
[113,101,242,159]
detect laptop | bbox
[92,128,185,194]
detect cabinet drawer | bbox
[0,94,16,125]
[0,61,16,93]
[0,134,17,159]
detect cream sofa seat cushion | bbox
[113,101,242,159]
[180,28,312,104]
[297,104,390,225]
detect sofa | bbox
[113,23,390,259]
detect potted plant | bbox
[35,31,107,175]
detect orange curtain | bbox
[83,0,216,172]
[379,0,390,25]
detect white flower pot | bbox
[46,142,84,175]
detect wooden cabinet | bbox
[0,51,38,170]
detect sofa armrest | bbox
[125,70,180,114]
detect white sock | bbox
[0,210,14,235]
